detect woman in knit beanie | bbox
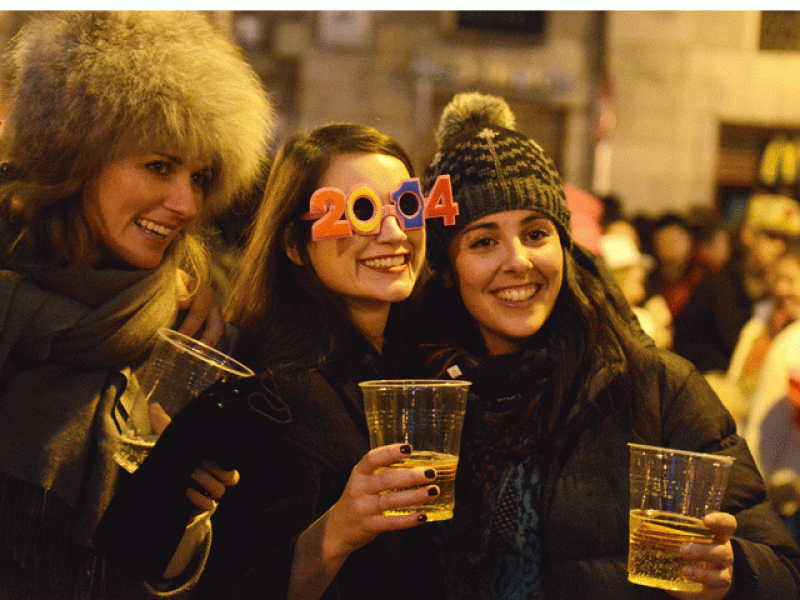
[0,11,273,599]
[414,93,800,599]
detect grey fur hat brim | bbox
[0,11,274,217]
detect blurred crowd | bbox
[591,189,800,537]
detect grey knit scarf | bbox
[0,254,180,543]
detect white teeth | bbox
[495,286,536,302]
[361,255,406,270]
[135,218,171,238]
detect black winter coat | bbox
[440,341,800,599]
[194,339,432,600]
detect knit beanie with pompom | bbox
[422,92,571,271]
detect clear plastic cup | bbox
[360,379,471,521]
[627,443,735,592]
[114,327,254,473]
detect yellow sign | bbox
[759,136,800,186]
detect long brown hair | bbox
[225,123,416,369]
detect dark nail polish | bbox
[417,514,428,522]
[428,486,439,497]
[400,444,411,454]
[424,469,436,479]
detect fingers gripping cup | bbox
[114,327,254,473]
[627,443,735,592]
[360,380,471,521]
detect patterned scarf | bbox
[425,348,560,600]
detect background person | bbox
[196,124,439,600]
[743,318,800,546]
[414,92,800,600]
[0,11,273,598]
[673,194,800,374]
[644,212,696,318]
[599,232,672,349]
[740,241,800,542]
[706,240,800,428]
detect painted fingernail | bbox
[424,469,436,479]
[417,514,428,522]
[400,444,411,454]
[428,486,440,497]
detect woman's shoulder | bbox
[268,368,334,408]
[627,341,711,397]
[267,362,364,419]
[266,366,372,473]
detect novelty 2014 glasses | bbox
[302,175,457,240]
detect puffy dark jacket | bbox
[194,340,433,600]
[539,344,799,599]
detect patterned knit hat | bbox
[422,92,571,270]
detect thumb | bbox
[149,402,172,435]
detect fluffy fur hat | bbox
[0,11,274,217]
[422,92,570,270]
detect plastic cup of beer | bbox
[114,327,254,473]
[627,443,735,592]
[360,380,471,521]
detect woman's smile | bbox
[492,283,540,304]
[359,252,409,273]
[449,209,564,356]
[133,217,175,239]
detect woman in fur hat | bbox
[0,11,273,599]
[414,92,800,600]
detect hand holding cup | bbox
[668,512,736,600]
[360,379,471,521]
[114,327,254,473]
[322,443,440,560]
[627,444,735,594]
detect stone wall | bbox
[607,11,800,215]
[3,10,800,217]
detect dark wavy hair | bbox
[225,123,420,371]
[416,243,647,466]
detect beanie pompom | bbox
[435,92,516,149]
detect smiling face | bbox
[448,209,564,356]
[82,152,211,269]
[304,153,425,328]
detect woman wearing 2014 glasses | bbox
[197,124,451,600]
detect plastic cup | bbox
[360,379,471,521]
[627,443,735,592]
[113,327,254,473]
